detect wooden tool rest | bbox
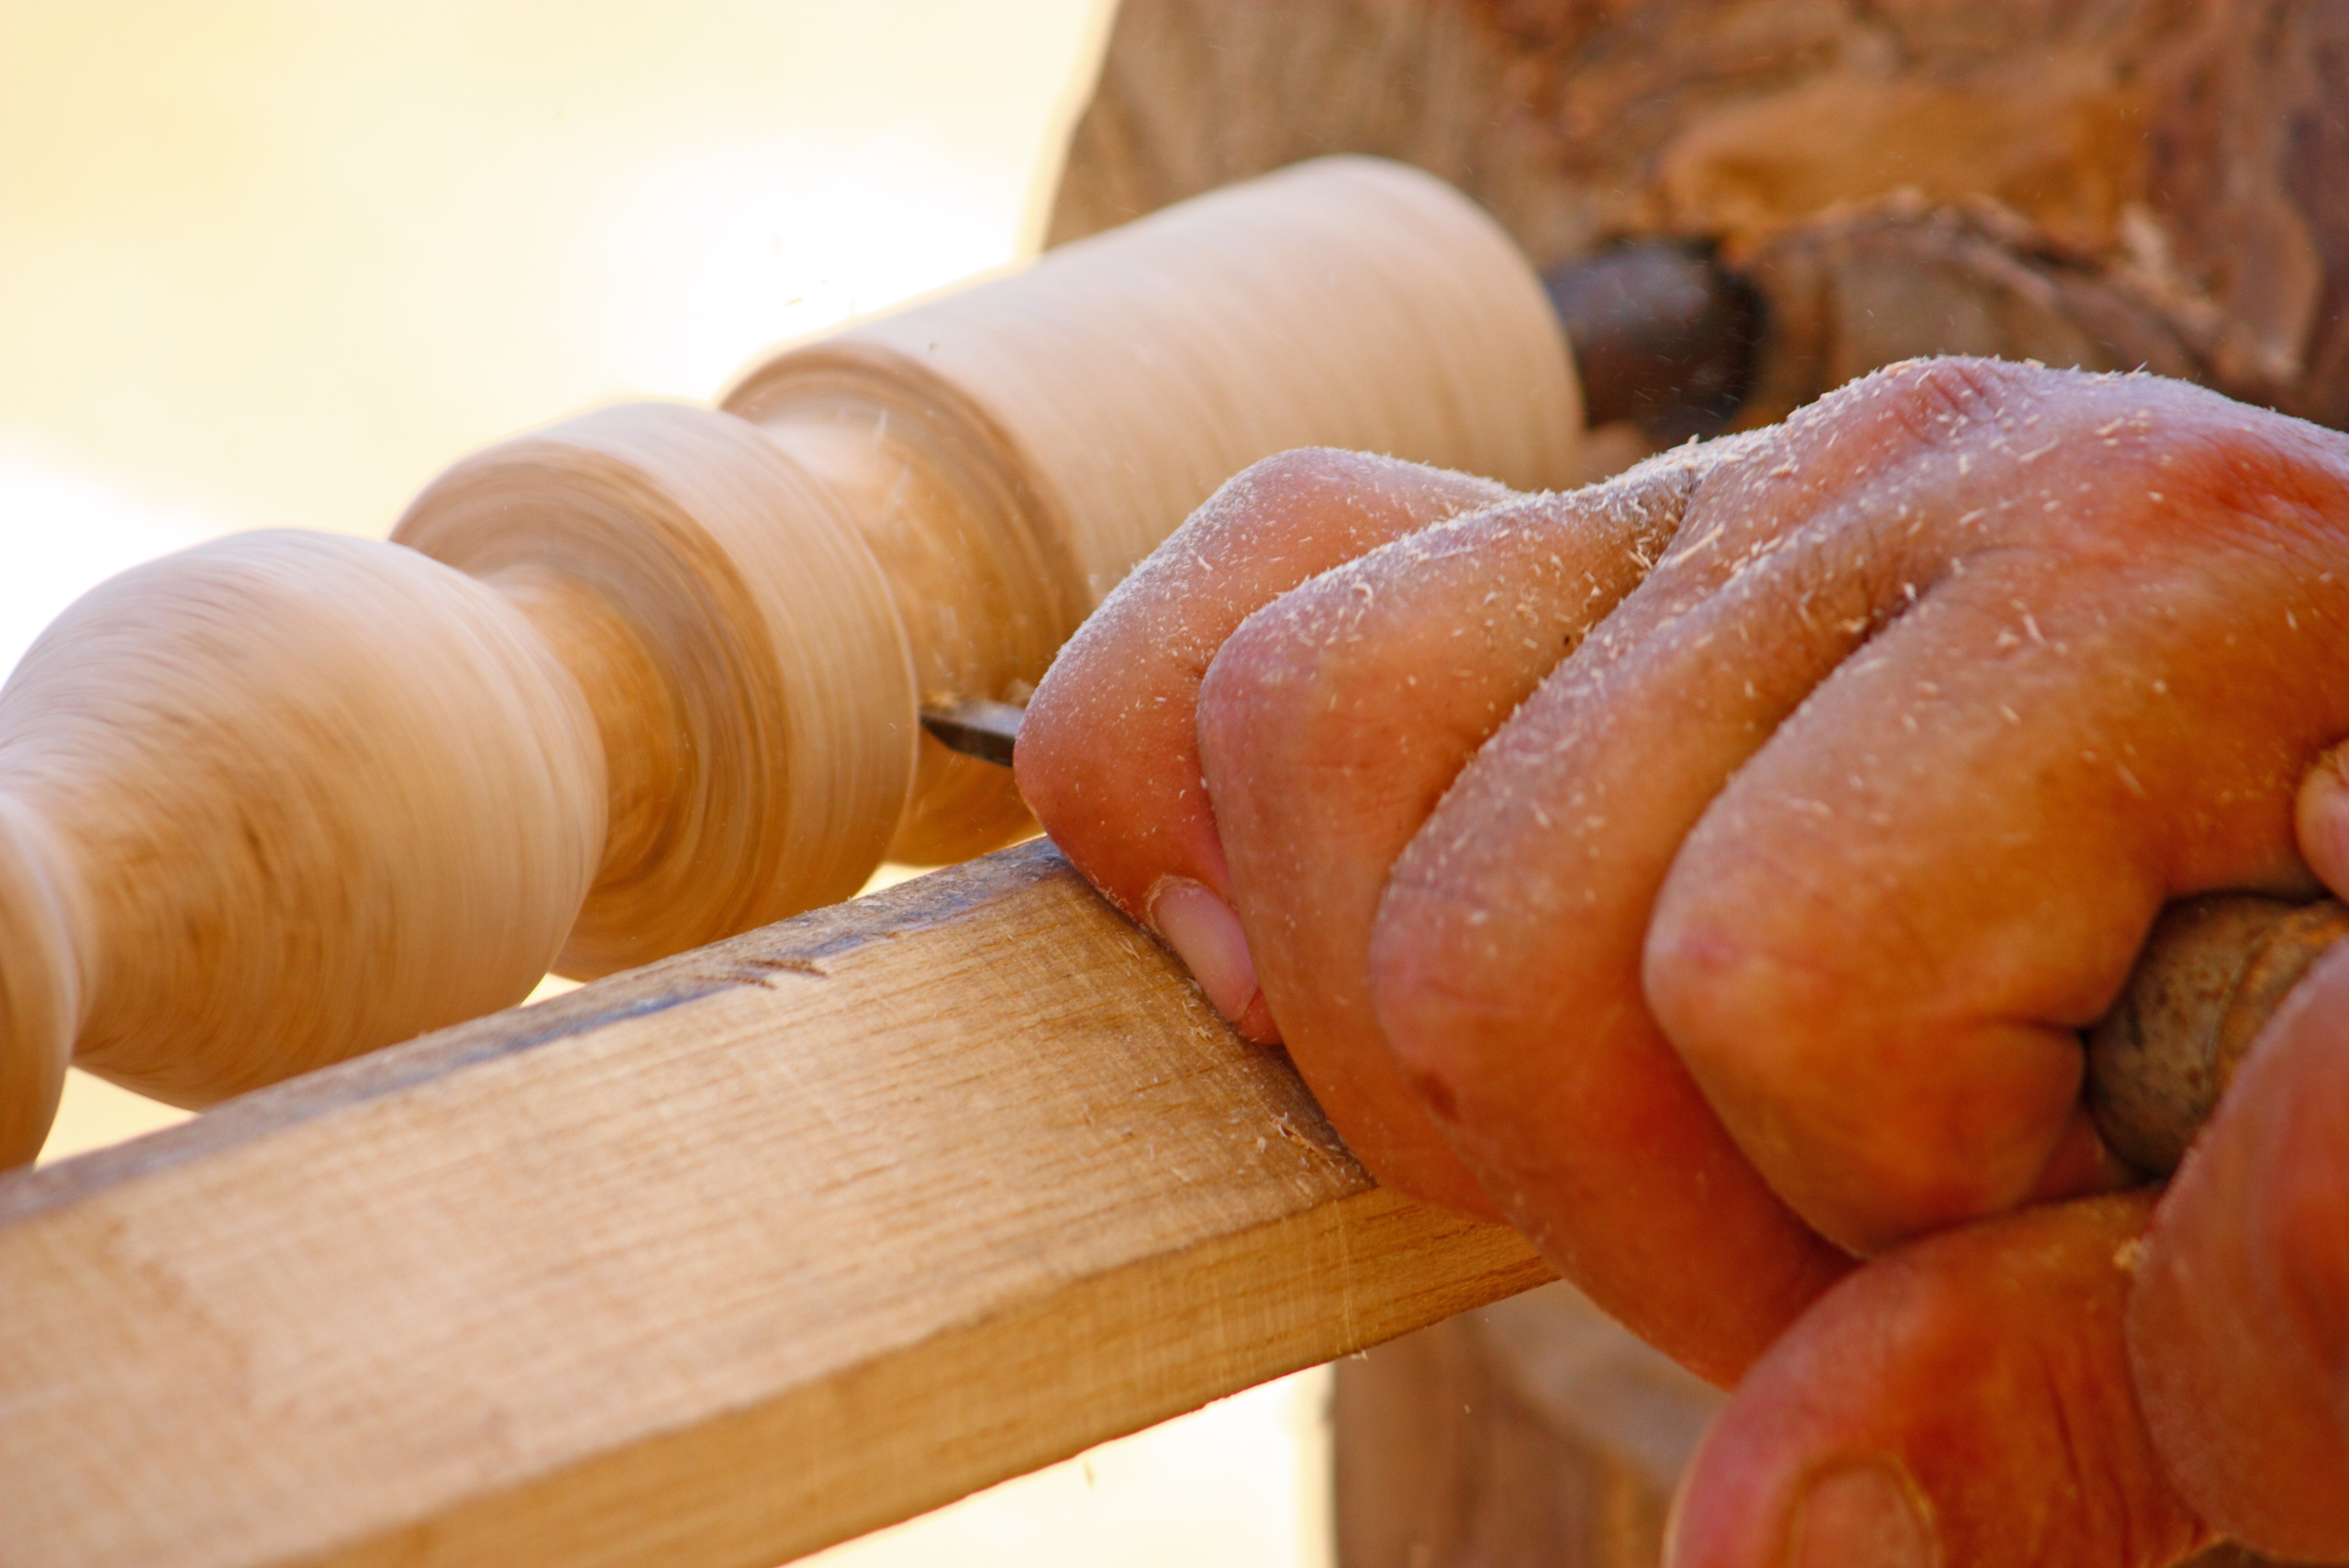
[0,155,1583,1165]
[0,841,1551,1568]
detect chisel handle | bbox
[2089,894,2349,1173]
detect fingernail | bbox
[2297,744,2349,889]
[1149,876,1262,1024]
[1787,1462,1935,1568]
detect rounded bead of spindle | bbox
[394,401,917,978]
[0,532,607,1160]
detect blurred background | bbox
[0,3,1331,1562]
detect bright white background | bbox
[0,5,1333,1563]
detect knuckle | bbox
[1642,874,1845,1077]
[1638,900,1734,1053]
[1364,883,1515,1116]
[1806,354,2039,456]
[1197,567,1397,780]
[1893,352,2032,414]
[1199,445,1394,527]
[1009,675,1087,808]
[1196,602,1327,774]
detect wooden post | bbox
[0,840,1548,1568]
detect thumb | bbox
[1668,1192,2210,1568]
[2130,936,2349,1558]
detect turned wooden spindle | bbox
[0,156,1582,1165]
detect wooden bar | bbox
[0,840,1550,1568]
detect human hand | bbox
[1668,945,2349,1564]
[1016,358,2349,1560]
[1022,426,1846,1376]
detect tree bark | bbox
[1051,0,2349,429]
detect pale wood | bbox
[1334,1282,1722,1568]
[0,839,1553,1568]
[393,402,919,976]
[0,532,608,1162]
[0,156,1582,1162]
[727,154,1582,862]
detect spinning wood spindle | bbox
[0,156,1582,1165]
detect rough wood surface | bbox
[1050,0,2349,429]
[0,838,1551,1568]
[1334,1282,1722,1568]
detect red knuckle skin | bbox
[1642,853,2099,1257]
[1669,1194,2209,1568]
[2131,943,2349,1558]
[1368,873,1853,1385]
[1350,364,2349,1374]
[1628,363,2349,1257]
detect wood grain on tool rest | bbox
[0,840,1549,1568]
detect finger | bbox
[1372,376,2009,1373]
[1194,468,1699,1212]
[1641,366,2349,1253]
[2129,936,2349,1557]
[2296,740,2349,895]
[1016,449,1507,1039]
[1666,1192,2211,1568]
[1371,363,2349,1365]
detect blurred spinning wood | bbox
[0,156,1582,1164]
